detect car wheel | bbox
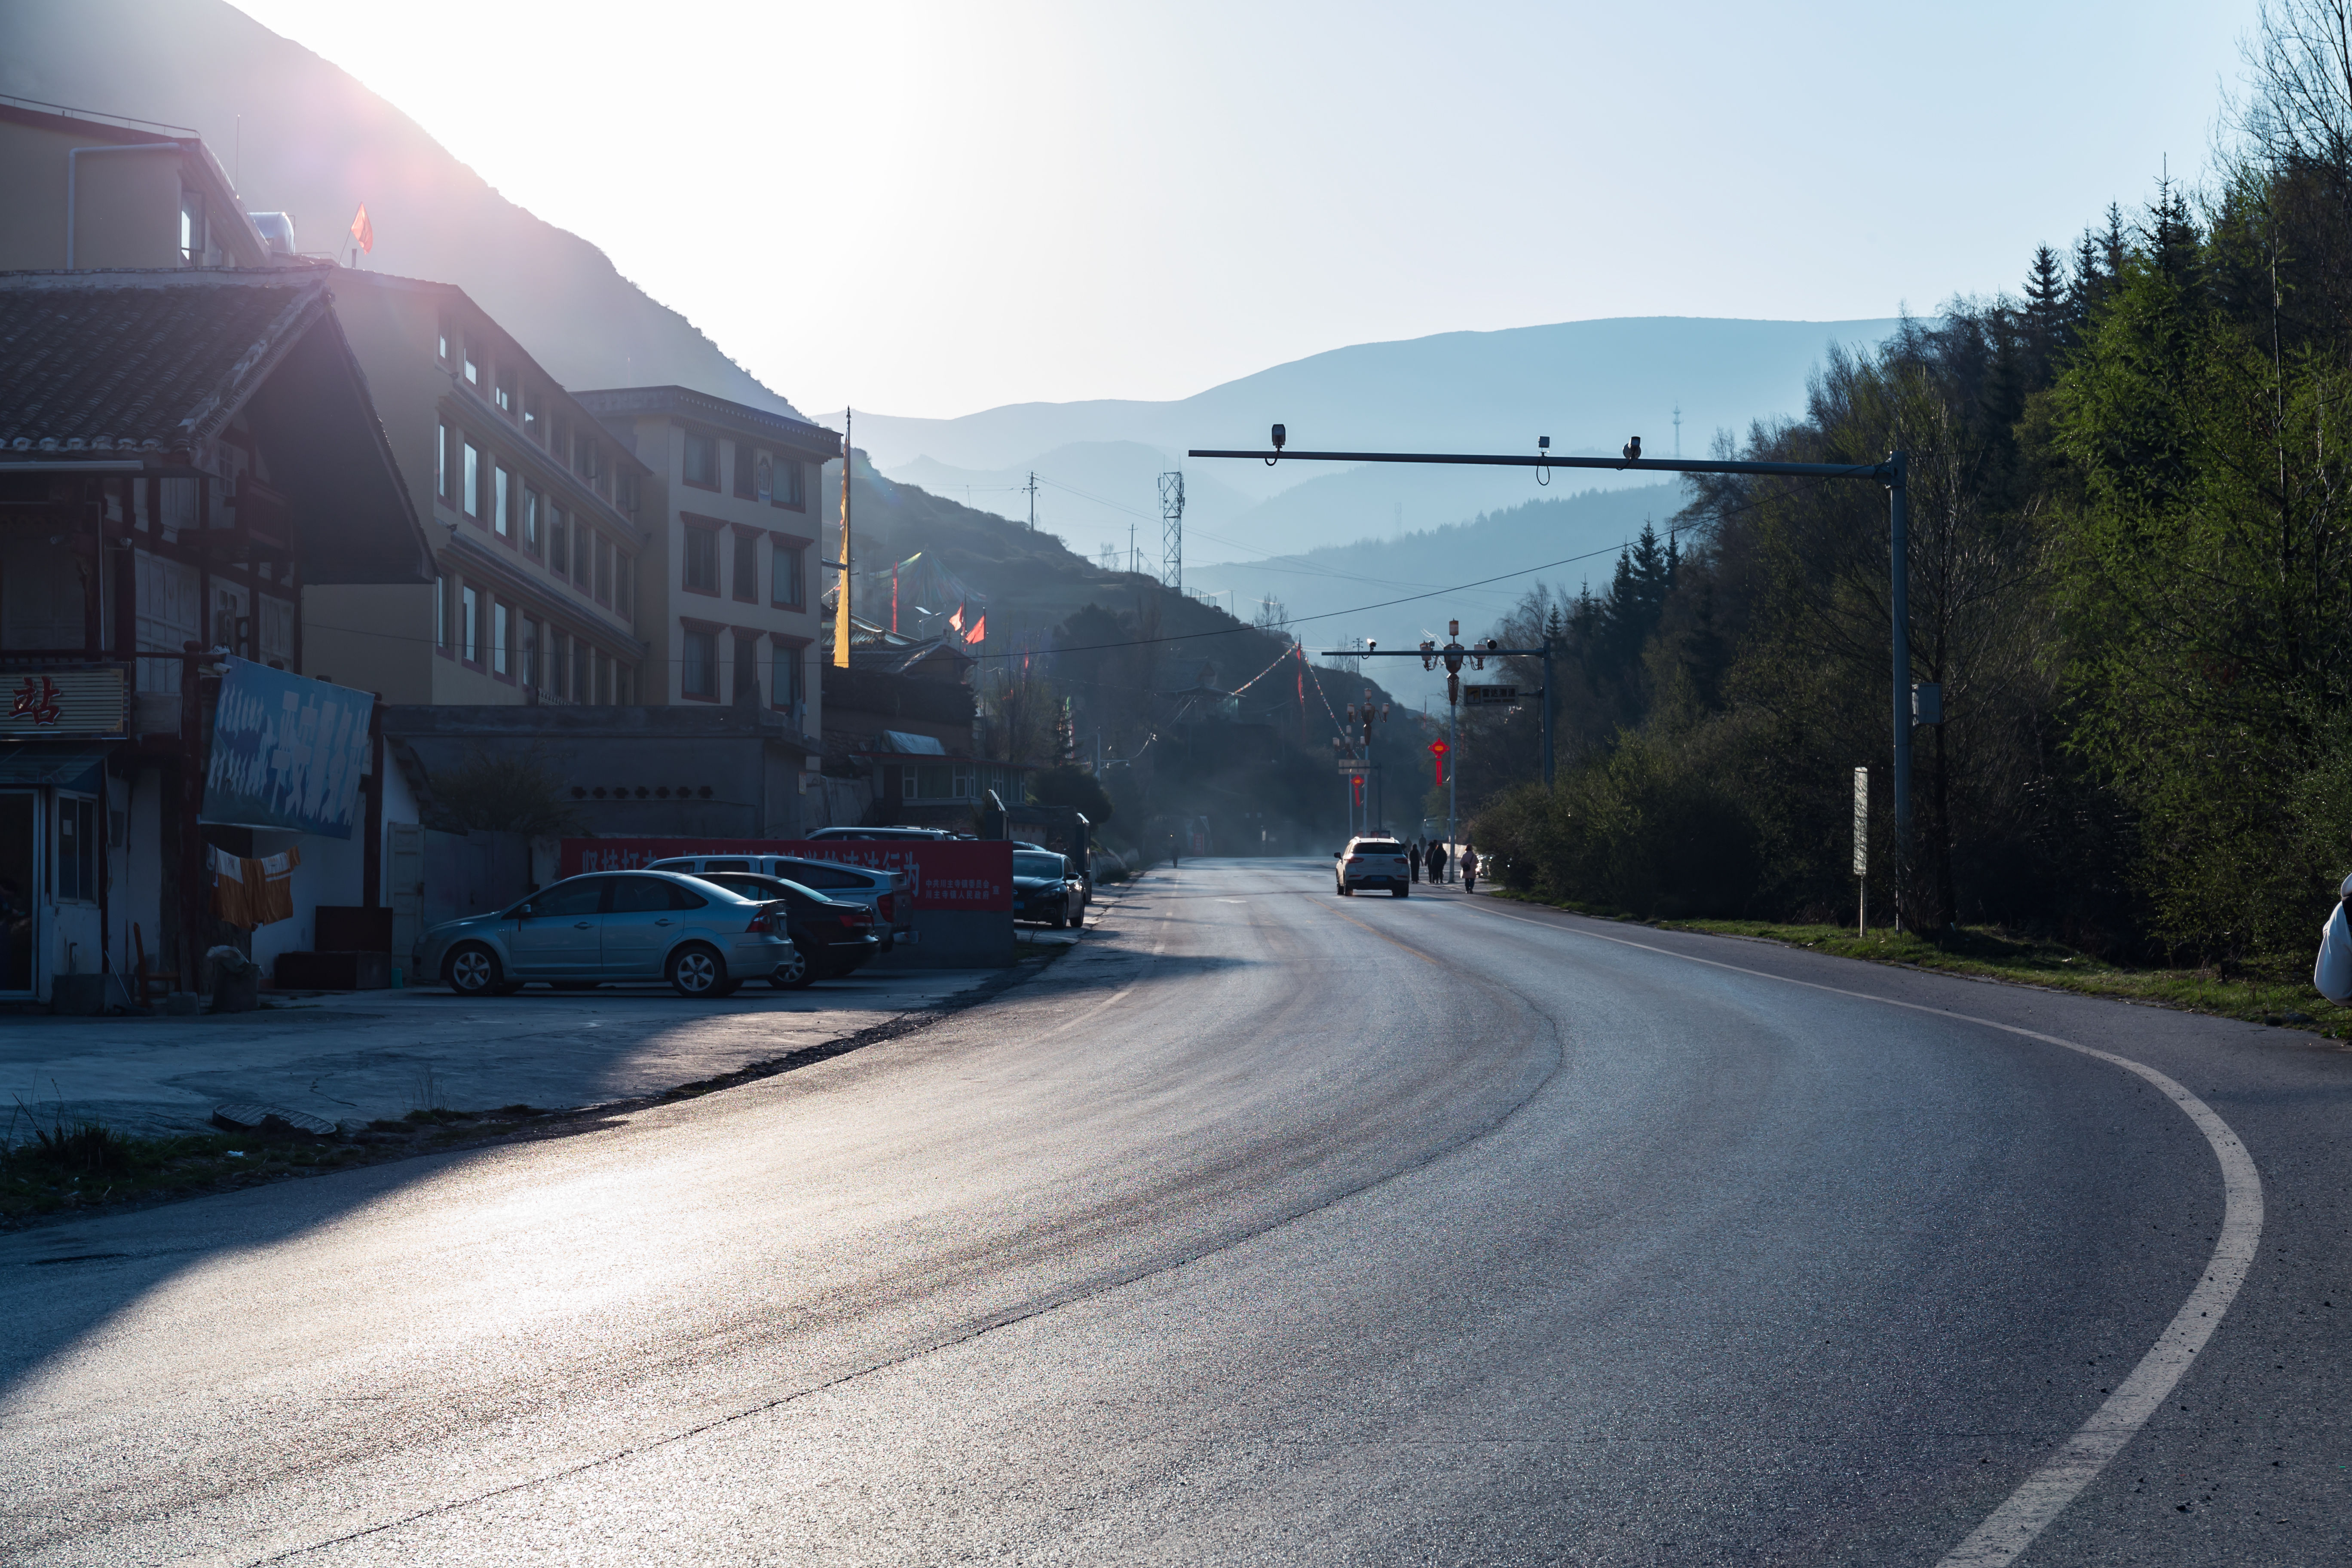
[1050,903,1069,930]
[768,947,815,990]
[667,943,726,998]
[445,943,502,995]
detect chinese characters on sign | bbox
[201,658,374,838]
[0,666,127,738]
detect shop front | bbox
[0,665,129,1004]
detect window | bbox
[549,507,568,578]
[682,628,717,699]
[594,536,612,604]
[546,629,567,698]
[772,640,804,712]
[522,617,540,688]
[618,554,633,625]
[771,541,804,608]
[55,796,97,902]
[734,632,759,699]
[952,763,976,799]
[437,422,450,499]
[596,649,613,704]
[463,340,480,386]
[494,465,511,537]
[495,371,514,416]
[133,549,199,693]
[438,322,452,363]
[683,431,720,490]
[573,639,591,702]
[492,601,511,676]
[523,488,541,554]
[435,573,450,651]
[461,585,479,663]
[683,526,719,594]
[773,459,805,511]
[462,441,482,519]
[576,436,599,483]
[531,878,607,917]
[733,441,758,499]
[524,390,543,443]
[178,188,205,265]
[259,595,295,665]
[618,470,638,514]
[754,453,773,502]
[732,529,758,602]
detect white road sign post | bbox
[1853,766,1869,936]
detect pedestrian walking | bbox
[1462,843,1480,894]
[1167,831,1179,869]
[1425,840,1448,885]
[1409,838,1421,883]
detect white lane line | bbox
[1465,902,2265,1568]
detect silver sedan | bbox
[413,871,796,998]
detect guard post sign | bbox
[1461,684,1518,707]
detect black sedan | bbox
[688,873,882,987]
[1012,850,1078,929]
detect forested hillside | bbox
[1467,0,2352,960]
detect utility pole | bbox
[1672,401,1683,460]
[1025,470,1038,532]
[833,410,852,669]
[1158,470,1185,591]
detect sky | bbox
[236,0,2255,421]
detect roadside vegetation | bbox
[1491,892,2343,1035]
[1463,4,2352,983]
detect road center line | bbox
[1463,900,2263,1567]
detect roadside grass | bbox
[0,1107,555,1226]
[1489,893,2346,1038]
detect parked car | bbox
[1334,836,1412,897]
[647,854,912,949]
[1012,849,1079,928]
[1014,841,1090,915]
[682,873,882,986]
[413,871,796,998]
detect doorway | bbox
[0,792,34,995]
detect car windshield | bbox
[1013,853,1066,878]
[1354,841,1405,855]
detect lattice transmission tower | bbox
[1158,470,1185,591]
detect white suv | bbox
[1335,836,1412,897]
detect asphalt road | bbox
[3,858,2347,1565]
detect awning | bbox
[0,741,115,786]
[873,729,948,755]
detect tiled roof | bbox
[0,271,329,457]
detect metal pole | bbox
[1887,450,1910,934]
[1447,698,1458,881]
[1541,639,1555,790]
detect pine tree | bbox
[2023,244,2069,371]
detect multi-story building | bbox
[575,386,835,741]
[304,272,654,708]
[0,269,432,1004]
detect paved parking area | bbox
[1,967,1005,1139]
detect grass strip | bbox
[1489,893,2347,1038]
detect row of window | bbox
[678,625,808,710]
[438,420,633,622]
[681,430,807,511]
[436,325,622,506]
[680,523,805,608]
[434,573,631,704]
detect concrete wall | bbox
[0,115,269,272]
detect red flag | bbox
[966,613,986,644]
[349,204,374,255]
[949,605,964,634]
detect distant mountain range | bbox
[1186,484,1687,713]
[832,315,1904,563]
[1,0,804,416]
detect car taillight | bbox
[839,909,872,928]
[744,910,775,934]
[876,893,896,921]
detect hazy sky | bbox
[239,0,2251,420]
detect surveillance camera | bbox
[1271,423,1287,451]
[1538,436,1550,450]
[1366,639,1377,652]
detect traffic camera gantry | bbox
[1188,425,1923,931]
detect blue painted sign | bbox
[202,658,373,838]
